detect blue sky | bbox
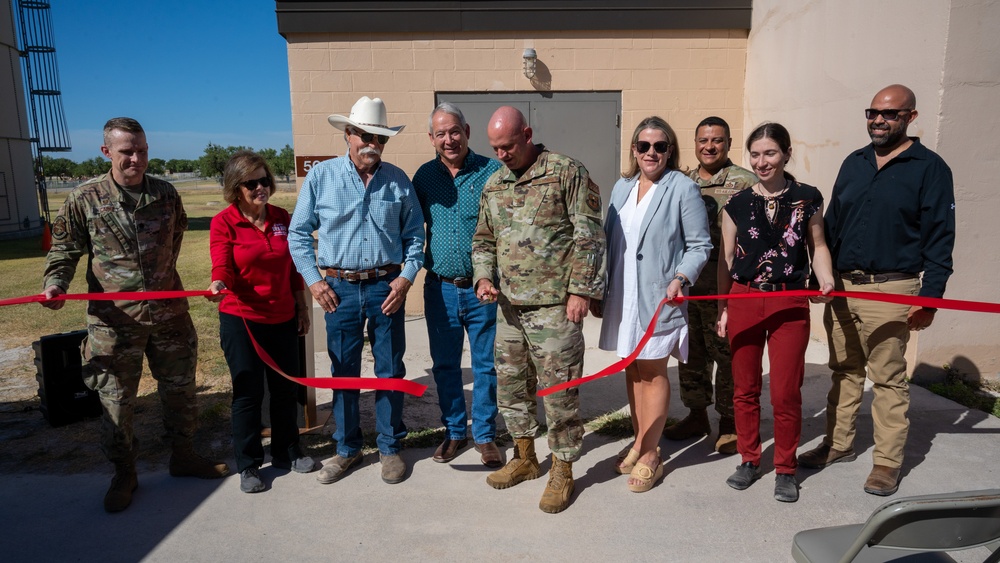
[47,1,291,162]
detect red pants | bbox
[726,284,810,474]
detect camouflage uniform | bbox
[679,161,756,419]
[42,173,198,464]
[472,146,606,462]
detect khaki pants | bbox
[823,276,920,468]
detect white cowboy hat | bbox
[327,96,404,137]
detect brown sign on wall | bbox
[295,155,337,177]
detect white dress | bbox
[599,182,689,361]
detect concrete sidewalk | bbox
[3,317,999,562]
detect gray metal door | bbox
[436,92,621,213]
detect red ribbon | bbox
[0,290,211,307]
[12,289,427,397]
[233,301,427,397]
[537,289,1000,397]
[12,288,999,398]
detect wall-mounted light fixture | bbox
[522,48,537,79]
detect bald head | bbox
[867,84,918,152]
[487,106,537,172]
[872,84,916,110]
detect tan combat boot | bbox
[663,407,711,440]
[486,437,540,489]
[715,416,738,455]
[169,446,230,479]
[538,455,574,514]
[104,462,138,513]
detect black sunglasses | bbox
[635,141,671,154]
[241,176,272,190]
[351,129,389,145]
[864,108,912,122]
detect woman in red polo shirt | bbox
[207,150,314,493]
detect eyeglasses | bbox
[351,129,389,145]
[864,108,912,121]
[635,141,671,154]
[241,176,272,190]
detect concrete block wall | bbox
[286,29,750,178]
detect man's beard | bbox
[869,124,905,147]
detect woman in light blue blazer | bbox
[594,116,711,492]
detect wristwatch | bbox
[673,274,689,288]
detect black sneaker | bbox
[774,474,799,502]
[272,456,317,473]
[240,467,265,493]
[726,462,762,490]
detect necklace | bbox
[756,179,790,223]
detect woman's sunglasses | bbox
[241,176,272,190]
[635,141,671,154]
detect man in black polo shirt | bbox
[798,84,955,497]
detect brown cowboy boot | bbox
[715,416,738,455]
[104,462,138,513]
[486,437,540,489]
[663,407,711,440]
[538,455,574,514]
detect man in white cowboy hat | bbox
[288,95,425,486]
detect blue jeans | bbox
[324,275,407,456]
[423,276,498,444]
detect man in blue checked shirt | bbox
[412,102,504,469]
[288,96,424,486]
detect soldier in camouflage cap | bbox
[663,116,756,455]
[472,106,606,514]
[41,118,228,513]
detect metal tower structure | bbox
[15,0,70,224]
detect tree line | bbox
[41,143,295,184]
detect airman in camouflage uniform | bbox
[472,106,605,513]
[41,118,228,513]
[665,117,756,454]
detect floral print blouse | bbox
[723,180,823,285]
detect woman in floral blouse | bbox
[715,122,835,503]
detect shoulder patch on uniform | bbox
[51,216,68,240]
[587,192,601,212]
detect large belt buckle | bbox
[757,282,777,292]
[847,270,869,284]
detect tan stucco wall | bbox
[922,0,1000,381]
[287,29,749,315]
[745,0,1000,382]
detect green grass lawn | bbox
[0,183,299,399]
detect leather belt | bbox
[324,264,401,282]
[426,271,473,289]
[743,281,805,292]
[840,270,918,285]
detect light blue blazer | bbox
[603,169,711,333]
